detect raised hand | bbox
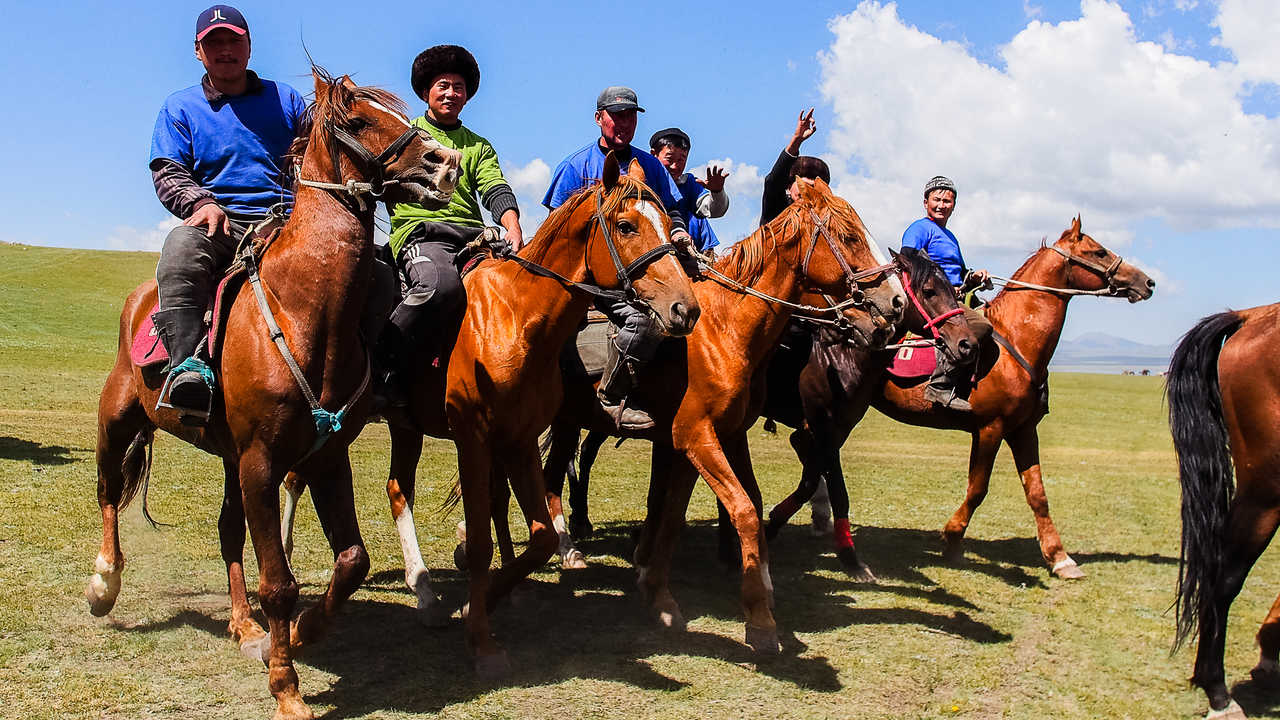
[785,108,817,155]
[696,165,730,193]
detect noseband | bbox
[1048,245,1125,295]
[900,263,965,340]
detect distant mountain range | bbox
[1050,331,1171,372]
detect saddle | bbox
[130,218,285,372]
[561,310,613,379]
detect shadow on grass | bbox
[0,435,81,465]
[1232,677,1280,719]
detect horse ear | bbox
[628,157,647,184]
[890,247,902,259]
[313,71,329,99]
[340,74,358,90]
[794,177,818,204]
[1071,215,1082,237]
[602,151,620,192]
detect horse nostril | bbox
[1147,278,1156,289]
[672,302,699,330]
[892,294,905,310]
[958,339,973,353]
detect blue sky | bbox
[2,1,1277,346]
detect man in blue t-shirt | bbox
[648,127,729,254]
[543,86,696,430]
[148,5,307,422]
[901,175,993,412]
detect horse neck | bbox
[263,164,375,339]
[988,247,1072,374]
[497,210,600,348]
[702,227,806,367]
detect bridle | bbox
[496,188,675,303]
[990,244,1128,297]
[900,261,965,341]
[296,117,437,211]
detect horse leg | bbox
[684,428,779,654]
[86,369,150,617]
[1193,498,1280,717]
[1006,423,1083,579]
[717,500,740,569]
[386,424,448,627]
[765,429,824,540]
[818,437,875,582]
[543,423,587,569]
[454,432,507,677]
[636,442,696,630]
[491,440,560,605]
[280,472,304,563]
[942,424,1003,563]
[491,469,517,567]
[1253,591,1280,686]
[722,432,775,608]
[237,444,313,720]
[570,429,608,539]
[286,454,370,655]
[220,458,266,645]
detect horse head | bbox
[584,152,699,336]
[296,67,461,211]
[1054,216,1155,303]
[890,246,978,366]
[788,179,906,342]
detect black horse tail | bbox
[1167,310,1244,651]
[116,428,165,528]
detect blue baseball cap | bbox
[196,5,249,41]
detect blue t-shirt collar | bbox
[201,70,265,104]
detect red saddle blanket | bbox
[130,271,246,369]
[886,343,937,380]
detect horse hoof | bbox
[240,632,272,666]
[1051,557,1086,580]
[836,548,878,583]
[85,579,118,617]
[417,596,452,628]
[453,542,468,572]
[474,650,511,681]
[1205,699,1247,720]
[655,605,686,631]
[745,624,781,655]
[561,549,588,570]
[942,540,965,564]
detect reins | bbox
[695,208,896,316]
[493,188,675,302]
[296,122,431,212]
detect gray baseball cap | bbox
[596,86,645,113]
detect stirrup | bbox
[600,395,655,431]
[156,355,216,425]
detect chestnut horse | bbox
[752,245,979,579]
[858,218,1152,579]
[1169,304,1280,720]
[540,179,906,653]
[85,69,459,720]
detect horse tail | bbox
[116,428,163,528]
[1166,310,1244,651]
[439,477,462,514]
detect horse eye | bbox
[348,117,369,131]
[618,220,636,234]
[1093,249,1108,258]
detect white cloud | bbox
[700,157,765,247]
[506,157,551,235]
[1213,0,1280,85]
[105,217,181,252]
[818,0,1280,259]
[1023,1,1043,20]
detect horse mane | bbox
[982,239,1050,326]
[517,173,661,266]
[898,245,947,289]
[287,64,409,163]
[715,185,869,286]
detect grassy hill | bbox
[0,242,1270,719]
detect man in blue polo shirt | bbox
[901,175,993,411]
[648,127,729,254]
[149,5,307,422]
[543,86,694,430]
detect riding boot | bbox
[152,306,214,422]
[924,361,973,412]
[373,323,411,410]
[598,340,654,431]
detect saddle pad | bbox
[572,315,613,378]
[130,271,245,369]
[886,343,937,380]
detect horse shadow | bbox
[1232,677,1280,719]
[0,435,81,465]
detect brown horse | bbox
[352,155,698,675]
[85,69,459,720]
[540,179,906,653]
[1169,304,1280,720]
[863,218,1153,578]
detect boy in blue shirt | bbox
[543,86,695,430]
[901,176,993,411]
[149,5,306,422]
[648,127,729,254]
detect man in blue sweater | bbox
[543,86,694,430]
[901,176,993,411]
[148,5,307,423]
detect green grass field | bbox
[2,241,1276,719]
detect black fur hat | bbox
[411,45,480,100]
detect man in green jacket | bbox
[381,44,523,400]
